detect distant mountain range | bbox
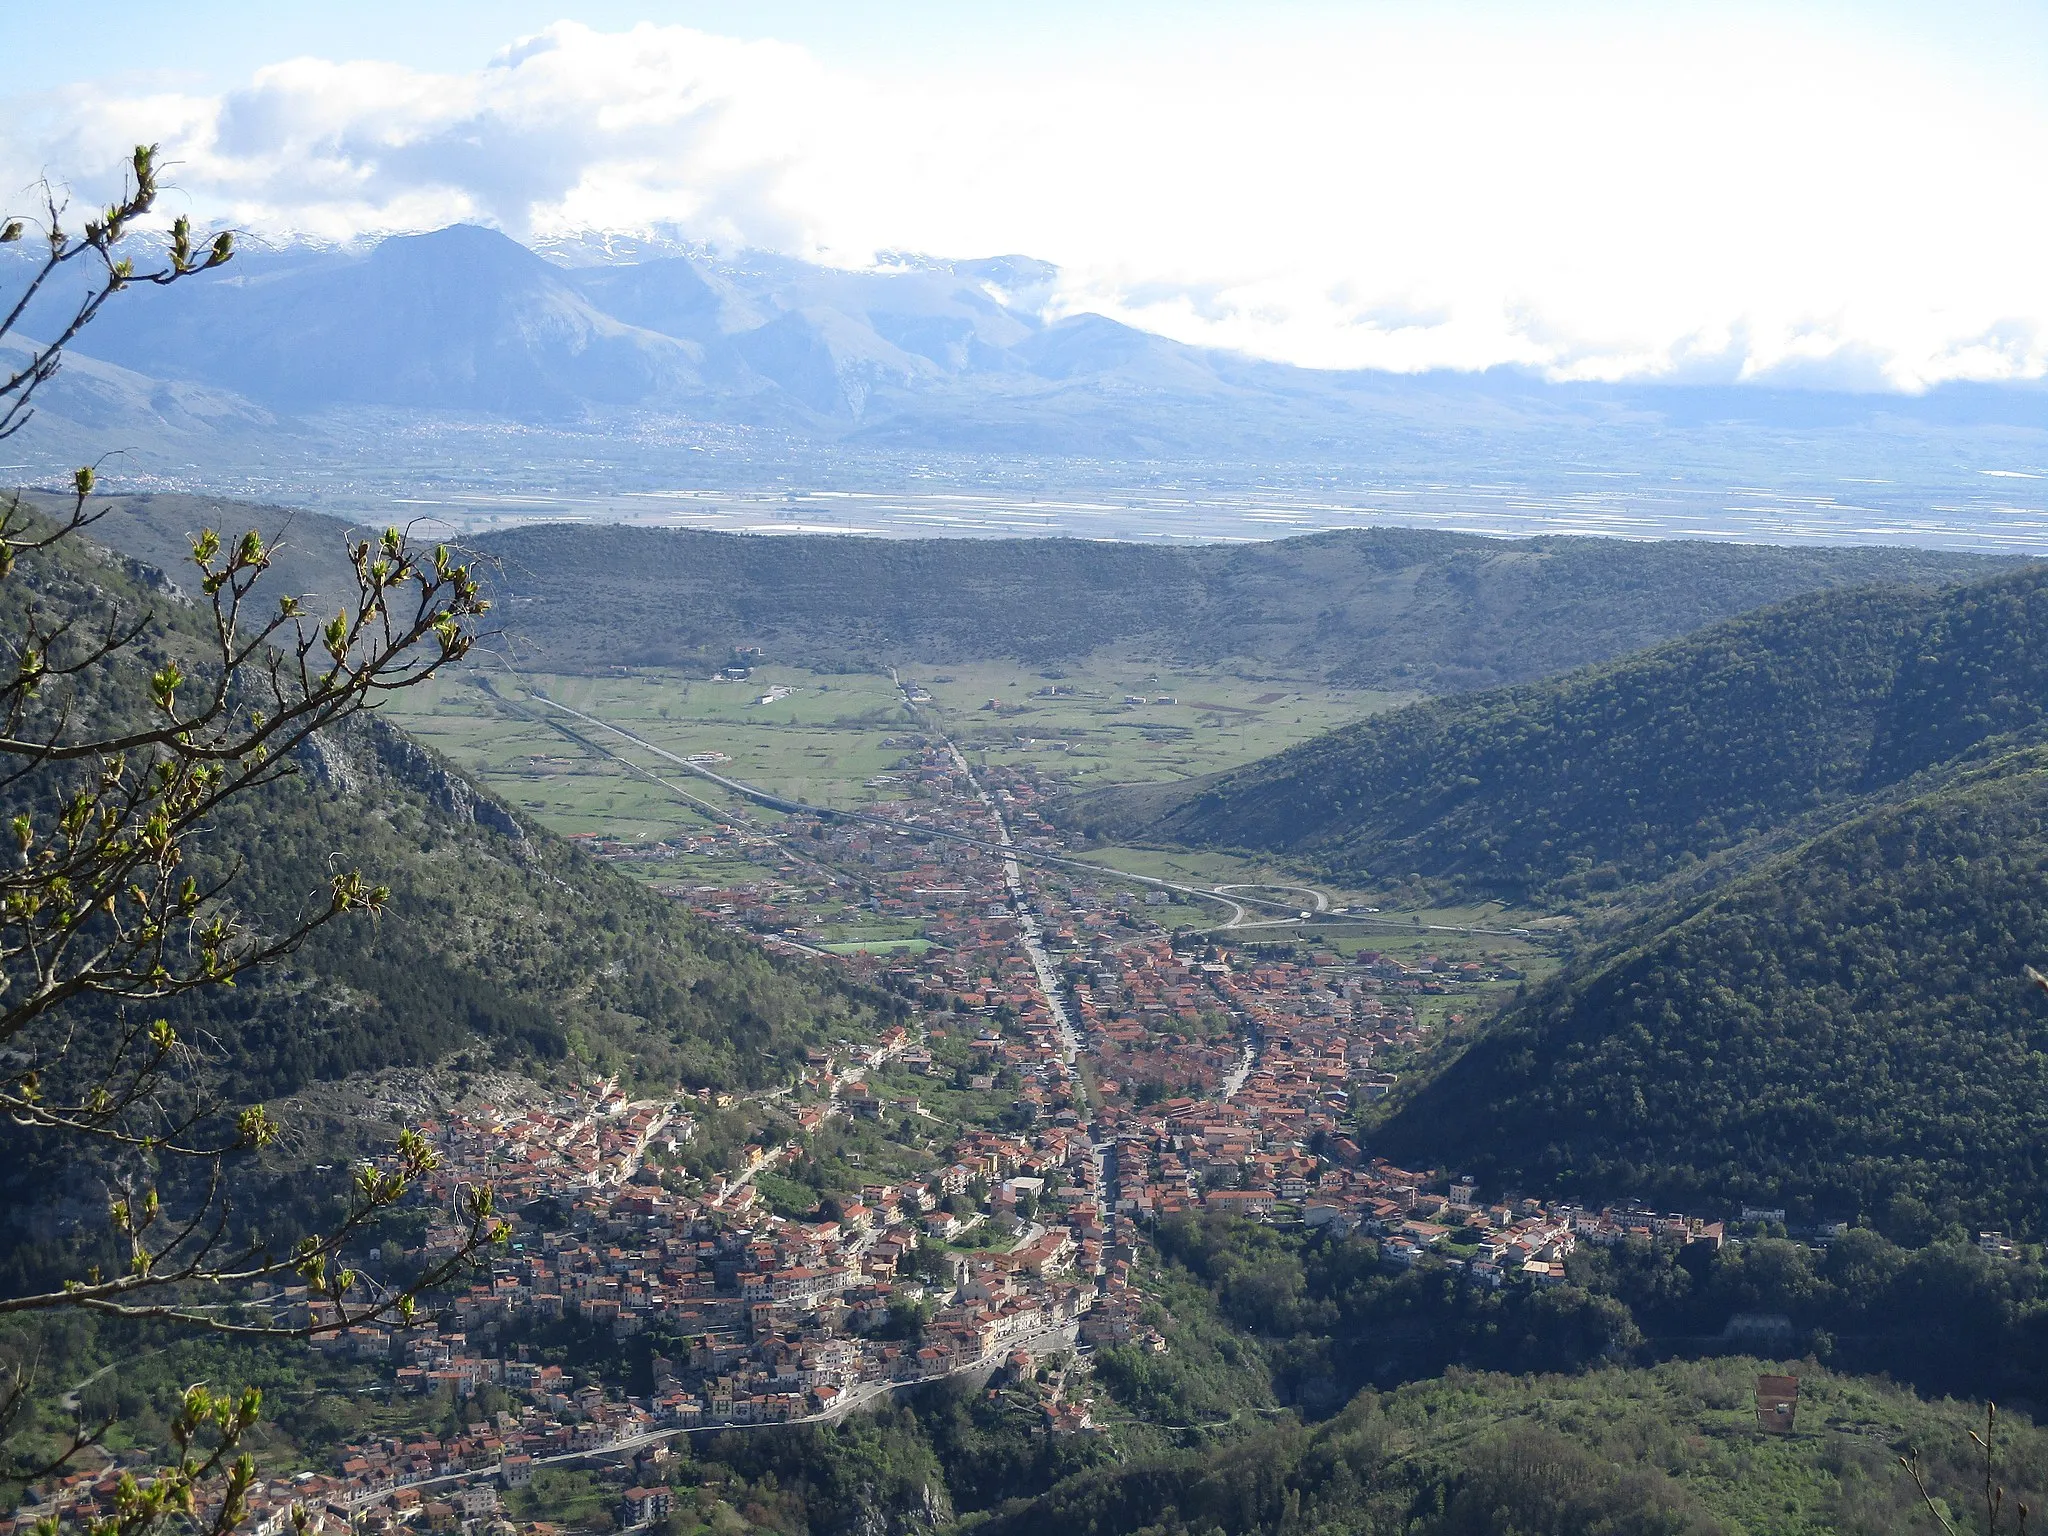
[14,226,1195,441]
[10,225,2048,523]
[27,228,1055,428]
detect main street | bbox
[945,740,1081,1065]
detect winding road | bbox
[356,1319,1079,1509]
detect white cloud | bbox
[7,11,2048,390]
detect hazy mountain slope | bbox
[24,227,1056,427]
[567,250,1044,418]
[19,224,2048,465]
[12,489,366,612]
[470,522,2004,688]
[56,226,726,418]
[1376,741,2048,1230]
[0,335,285,475]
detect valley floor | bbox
[21,653,2042,1536]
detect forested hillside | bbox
[47,489,2007,694]
[1081,562,2048,902]
[467,521,1999,688]
[1070,584,1941,900]
[175,714,880,1097]
[1868,563,2048,781]
[1377,743,2048,1228]
[9,519,880,1105]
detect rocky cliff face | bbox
[296,715,525,842]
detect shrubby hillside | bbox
[975,1351,2019,1536]
[970,1214,2048,1533]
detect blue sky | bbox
[12,1,2047,92]
[15,2,1332,86]
[16,1,2048,88]
[7,2,2048,390]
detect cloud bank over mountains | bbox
[10,12,2048,393]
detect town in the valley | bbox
[14,722,1735,1536]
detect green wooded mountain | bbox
[1066,583,1944,902]
[1376,743,2048,1229]
[178,711,879,1099]
[48,488,2009,694]
[1076,565,2048,902]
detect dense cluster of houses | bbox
[293,1076,1110,1521]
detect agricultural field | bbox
[1065,842,1560,976]
[384,657,1411,847]
[383,662,926,837]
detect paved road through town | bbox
[944,741,1081,1065]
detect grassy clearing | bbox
[1072,844,1561,967]
[1364,1356,2044,1535]
[1076,842,1371,895]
